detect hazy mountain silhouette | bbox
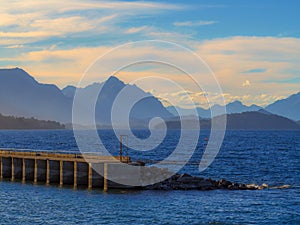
[1,67,299,128]
[257,109,273,115]
[165,106,209,118]
[0,68,72,122]
[168,92,300,122]
[219,111,300,130]
[61,85,76,98]
[265,92,300,121]
[0,68,172,126]
[225,101,262,113]
[63,76,173,126]
[167,101,261,118]
[156,111,300,130]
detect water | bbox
[0,130,299,224]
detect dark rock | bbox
[197,179,215,190]
[228,183,240,190]
[140,167,265,191]
[176,173,193,183]
[218,179,232,189]
[238,184,247,190]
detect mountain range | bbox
[155,111,300,130]
[0,68,299,129]
[0,68,171,125]
[167,101,262,119]
[167,93,300,121]
[265,92,300,121]
[0,68,71,122]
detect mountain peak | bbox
[103,76,125,90]
[290,91,300,99]
[228,100,243,105]
[0,67,36,84]
[62,85,77,98]
[266,91,300,120]
[0,67,29,75]
[105,75,124,85]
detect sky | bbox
[0,0,300,108]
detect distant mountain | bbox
[156,111,300,130]
[225,101,262,114]
[65,76,173,125]
[219,111,300,130]
[266,92,300,121]
[168,92,300,122]
[166,106,210,118]
[1,67,299,128]
[0,68,72,123]
[0,113,65,130]
[257,109,273,115]
[167,101,261,118]
[0,68,172,126]
[61,85,76,98]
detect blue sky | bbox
[0,0,299,107]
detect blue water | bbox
[0,130,299,224]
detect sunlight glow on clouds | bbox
[1,36,299,107]
[242,80,251,87]
[1,0,300,108]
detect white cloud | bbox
[155,91,286,108]
[242,80,251,87]
[0,1,184,46]
[5,44,24,49]
[125,26,149,34]
[0,1,182,13]
[194,36,300,98]
[1,32,299,107]
[173,20,217,27]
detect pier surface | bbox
[0,149,130,190]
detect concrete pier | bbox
[0,149,130,191]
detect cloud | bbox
[125,26,149,34]
[195,36,300,97]
[123,25,192,42]
[0,14,117,43]
[0,1,182,13]
[173,20,217,27]
[5,45,24,49]
[0,1,184,46]
[242,80,251,87]
[156,91,286,108]
[0,31,61,38]
[1,35,300,107]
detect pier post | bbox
[88,163,92,189]
[11,157,15,182]
[73,161,77,189]
[0,157,2,179]
[34,159,38,184]
[103,163,108,192]
[22,158,26,183]
[46,160,50,185]
[59,160,63,187]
